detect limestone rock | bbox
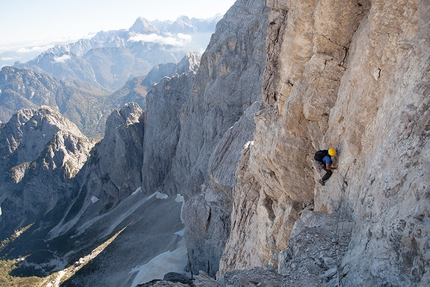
[220,1,430,286]
[278,210,353,287]
[53,102,144,231]
[157,0,269,276]
[217,267,285,286]
[142,53,199,195]
[183,101,264,276]
[162,0,269,199]
[137,271,220,287]
[0,106,95,237]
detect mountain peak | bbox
[0,106,86,161]
[175,52,201,74]
[130,17,160,34]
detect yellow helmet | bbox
[328,148,336,156]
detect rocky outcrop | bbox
[50,102,144,235]
[220,0,430,286]
[182,100,264,277]
[0,106,95,238]
[162,0,269,198]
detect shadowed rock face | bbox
[52,102,145,232]
[161,0,269,197]
[141,53,200,196]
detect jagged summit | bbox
[130,17,160,34]
[0,106,85,162]
[0,106,95,240]
[175,51,200,74]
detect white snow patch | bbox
[129,234,187,287]
[0,205,2,216]
[131,187,142,196]
[175,194,184,203]
[90,196,99,203]
[155,192,168,199]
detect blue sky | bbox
[0,0,236,52]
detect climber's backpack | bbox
[314,150,328,163]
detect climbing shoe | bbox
[318,179,325,186]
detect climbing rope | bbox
[333,159,356,287]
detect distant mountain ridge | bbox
[0,52,200,137]
[0,66,110,137]
[14,15,221,91]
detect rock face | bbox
[52,102,145,233]
[145,0,270,276]
[219,0,430,286]
[142,53,200,195]
[0,106,95,238]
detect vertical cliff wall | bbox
[140,0,270,277]
[142,53,200,195]
[220,0,430,286]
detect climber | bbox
[314,148,337,186]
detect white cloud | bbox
[1,57,18,61]
[177,33,192,41]
[128,33,192,46]
[53,55,71,63]
[17,45,54,54]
